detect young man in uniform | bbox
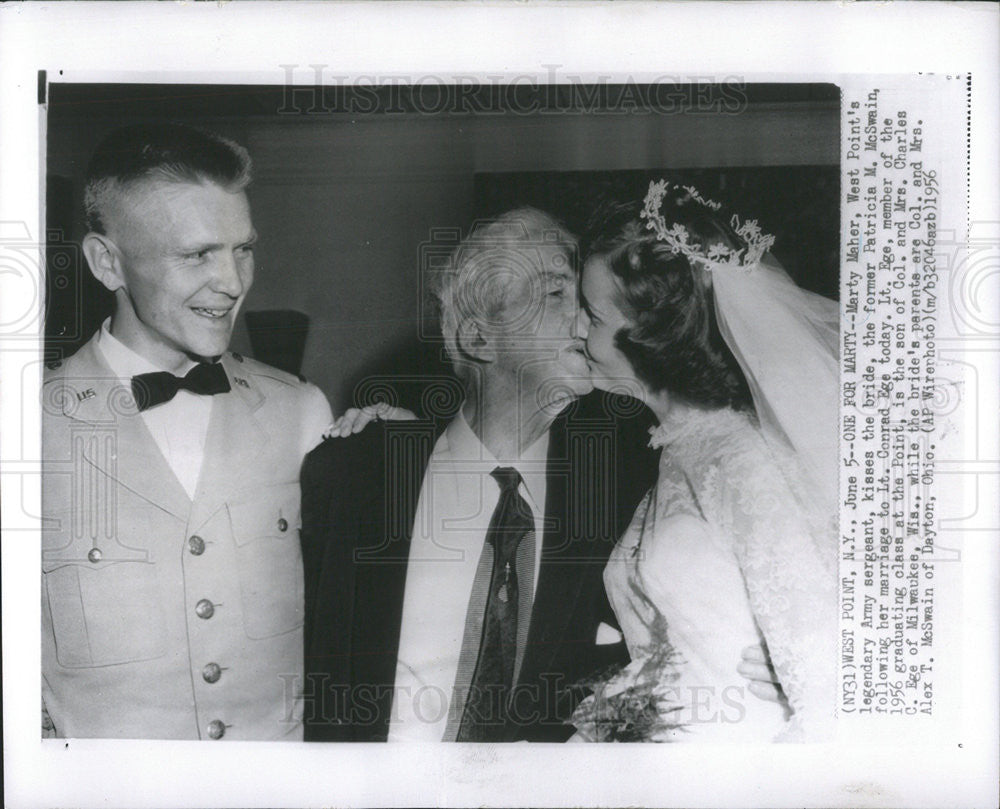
[41,124,332,740]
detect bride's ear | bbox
[456,316,495,363]
[693,262,715,291]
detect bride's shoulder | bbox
[720,414,781,470]
[693,408,771,470]
[684,412,795,507]
[652,405,800,494]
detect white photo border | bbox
[1,3,997,808]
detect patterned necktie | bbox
[456,466,535,742]
[131,363,231,412]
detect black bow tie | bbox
[131,363,231,412]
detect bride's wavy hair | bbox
[584,188,754,412]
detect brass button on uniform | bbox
[195,599,215,619]
[277,518,288,532]
[206,719,226,740]
[202,662,222,683]
[87,548,103,563]
[188,535,205,555]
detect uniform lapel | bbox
[188,355,267,529]
[61,339,191,521]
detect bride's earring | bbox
[696,264,714,291]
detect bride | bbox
[570,180,839,742]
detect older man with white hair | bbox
[300,206,783,742]
[301,208,654,742]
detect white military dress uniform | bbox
[40,328,331,740]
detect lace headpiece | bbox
[639,179,775,273]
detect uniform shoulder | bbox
[41,360,70,419]
[42,349,85,385]
[42,335,105,383]
[225,352,312,388]
[42,359,67,384]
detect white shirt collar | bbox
[442,408,549,510]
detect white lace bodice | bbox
[604,406,838,742]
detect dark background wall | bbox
[44,83,839,412]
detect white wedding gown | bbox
[602,406,838,742]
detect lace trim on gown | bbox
[574,406,838,742]
[660,408,837,740]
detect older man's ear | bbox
[456,316,495,363]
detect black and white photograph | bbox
[2,3,997,808]
[40,80,841,746]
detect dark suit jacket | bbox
[299,391,657,742]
